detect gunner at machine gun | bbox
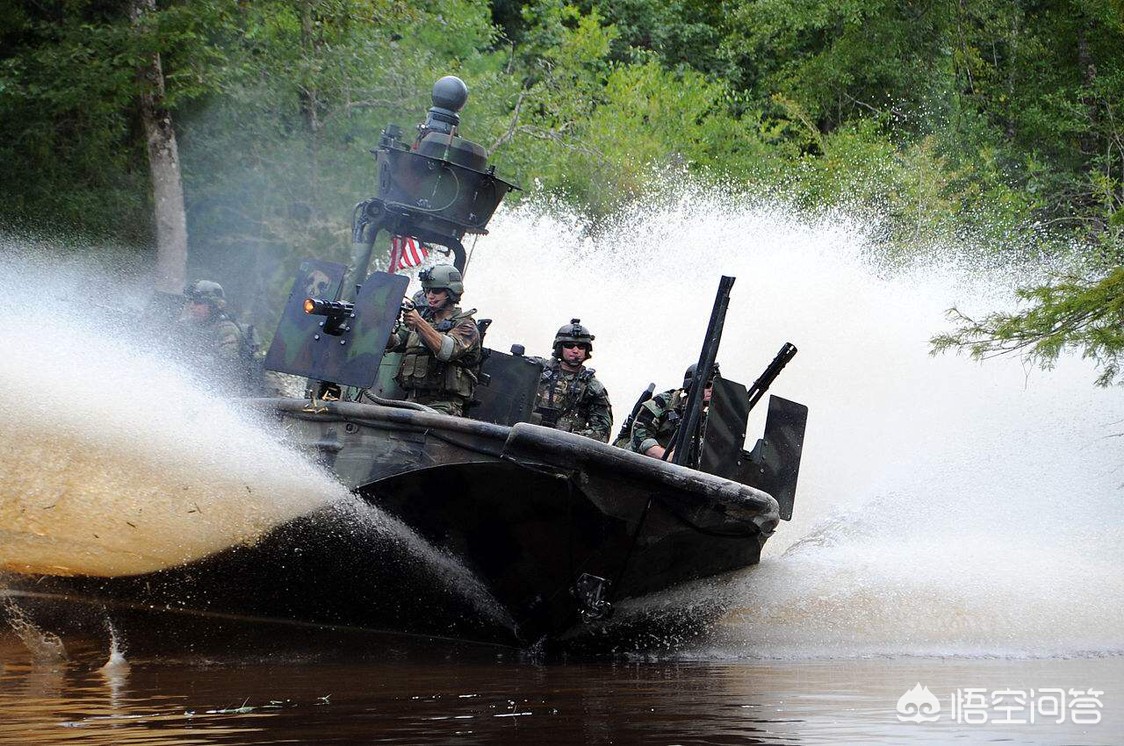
[384,265,482,416]
[628,362,719,460]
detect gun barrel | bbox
[747,342,798,411]
[304,297,355,317]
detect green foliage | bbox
[932,264,1124,386]
[5,0,1124,383]
[589,0,730,75]
[517,57,778,215]
[0,1,154,241]
[721,0,953,132]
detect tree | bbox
[0,0,238,279]
[0,1,155,245]
[131,0,189,293]
[932,263,1124,386]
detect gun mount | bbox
[303,297,355,335]
[348,76,519,298]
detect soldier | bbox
[532,319,613,442]
[180,279,260,393]
[629,362,718,459]
[387,264,481,416]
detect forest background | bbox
[3,0,1124,381]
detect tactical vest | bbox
[395,307,481,400]
[536,360,596,431]
[649,389,687,447]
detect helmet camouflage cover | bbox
[185,279,226,308]
[419,265,464,299]
[553,318,594,358]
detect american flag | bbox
[387,235,430,273]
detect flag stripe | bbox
[387,235,430,273]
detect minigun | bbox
[303,297,355,336]
[747,342,798,412]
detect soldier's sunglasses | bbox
[560,342,587,350]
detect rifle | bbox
[613,382,655,445]
[747,342,798,412]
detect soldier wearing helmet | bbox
[531,319,613,442]
[628,362,719,458]
[179,279,249,382]
[386,264,482,416]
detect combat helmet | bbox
[683,361,720,390]
[185,280,226,309]
[419,265,464,301]
[553,318,595,358]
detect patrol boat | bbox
[2,77,807,649]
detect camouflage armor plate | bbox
[264,267,407,389]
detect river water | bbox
[2,193,1122,744]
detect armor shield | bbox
[468,348,543,426]
[698,376,751,480]
[265,265,408,389]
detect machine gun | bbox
[746,342,798,412]
[303,297,355,336]
[302,292,354,400]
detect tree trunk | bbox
[299,0,321,197]
[131,0,188,294]
[1076,15,1099,160]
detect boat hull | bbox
[2,399,780,648]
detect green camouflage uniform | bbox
[629,388,687,454]
[388,305,481,416]
[532,357,613,442]
[210,317,244,362]
[181,314,247,386]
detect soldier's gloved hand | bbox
[402,308,424,330]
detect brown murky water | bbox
[2,630,1120,745]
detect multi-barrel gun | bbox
[303,297,355,336]
[304,292,418,337]
[746,342,798,413]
